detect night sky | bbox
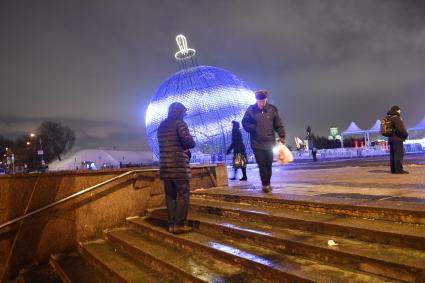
[1,0,425,151]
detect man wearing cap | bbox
[386,105,409,174]
[242,89,286,192]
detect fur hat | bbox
[255,89,268,100]
[168,102,187,119]
[390,105,401,112]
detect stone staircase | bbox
[18,191,425,282]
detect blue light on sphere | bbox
[146,65,256,163]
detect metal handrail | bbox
[0,169,152,230]
[0,164,218,230]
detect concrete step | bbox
[128,217,400,283]
[79,238,173,283]
[148,208,425,282]
[188,198,425,251]
[105,226,265,283]
[191,191,425,225]
[49,252,113,283]
[15,264,62,283]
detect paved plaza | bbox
[215,153,425,210]
[8,153,425,282]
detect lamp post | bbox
[4,147,9,173]
[30,133,45,168]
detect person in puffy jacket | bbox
[157,102,196,233]
[242,89,286,192]
[386,105,409,174]
[226,121,248,181]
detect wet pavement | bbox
[30,153,425,283]
[220,153,425,205]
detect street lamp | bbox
[30,133,45,168]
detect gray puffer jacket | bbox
[157,102,196,180]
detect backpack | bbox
[380,116,393,137]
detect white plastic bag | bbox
[277,142,294,165]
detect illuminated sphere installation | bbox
[146,65,256,163]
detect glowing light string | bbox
[146,35,257,163]
[175,34,196,60]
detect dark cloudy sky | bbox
[1,0,425,151]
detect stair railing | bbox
[0,164,217,230]
[0,169,153,231]
[0,164,218,282]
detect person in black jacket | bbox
[386,105,409,174]
[242,89,286,192]
[306,126,317,162]
[157,102,196,233]
[226,121,248,181]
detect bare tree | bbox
[0,135,14,156]
[13,134,36,168]
[37,121,76,162]
[0,135,15,171]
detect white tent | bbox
[341,122,367,148]
[366,119,387,144]
[368,120,381,133]
[48,149,153,171]
[341,121,365,135]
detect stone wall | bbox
[0,164,227,280]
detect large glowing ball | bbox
[146,65,256,163]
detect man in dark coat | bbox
[242,89,286,192]
[157,102,196,233]
[386,105,409,174]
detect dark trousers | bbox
[163,180,190,227]
[232,167,247,179]
[311,150,317,162]
[253,148,274,186]
[389,140,404,173]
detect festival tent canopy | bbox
[341,121,366,135]
[367,120,381,133]
[408,116,425,131]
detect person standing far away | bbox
[386,105,409,174]
[157,102,196,234]
[306,125,317,162]
[242,89,286,193]
[226,121,248,181]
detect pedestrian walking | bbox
[226,121,248,181]
[157,102,196,233]
[242,89,286,192]
[386,105,409,174]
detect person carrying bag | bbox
[242,89,286,192]
[227,121,248,181]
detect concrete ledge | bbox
[0,165,224,281]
